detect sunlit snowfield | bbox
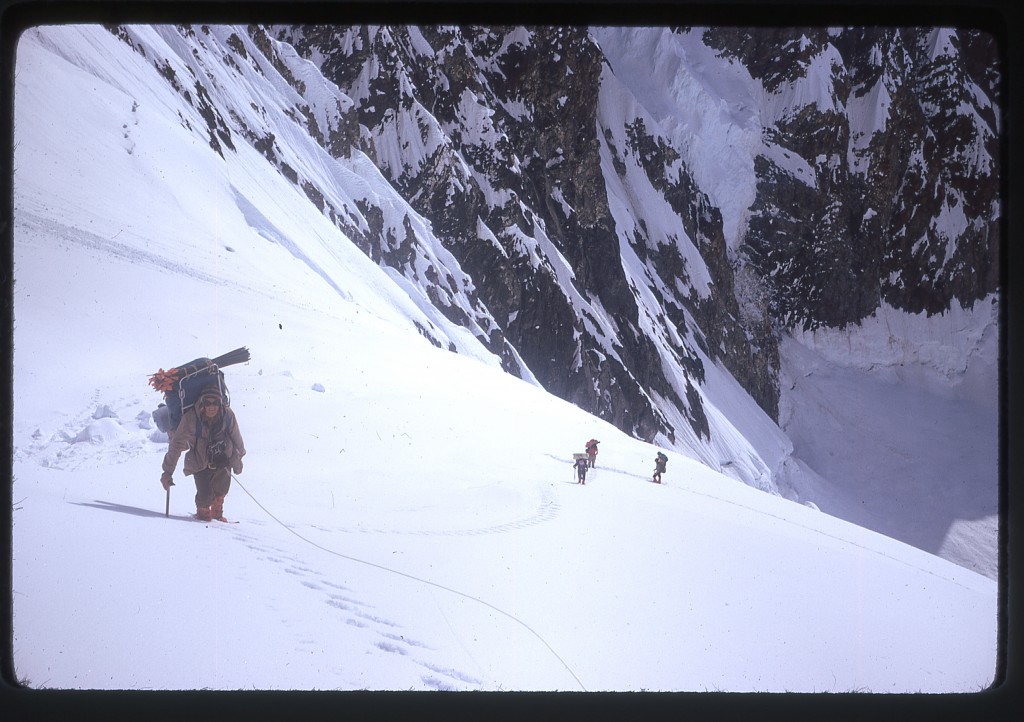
[11,24,999,694]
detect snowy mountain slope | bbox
[271,24,786,460]
[587,24,1002,577]
[8,21,1000,695]
[15,22,806,497]
[268,23,999,499]
[10,141,1000,694]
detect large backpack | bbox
[149,347,249,433]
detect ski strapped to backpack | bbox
[149,347,250,433]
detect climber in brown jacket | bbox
[161,389,245,522]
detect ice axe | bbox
[164,479,174,517]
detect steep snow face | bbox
[596,64,715,297]
[592,61,784,489]
[760,39,848,122]
[591,27,762,252]
[12,23,506,374]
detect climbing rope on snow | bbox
[229,474,587,691]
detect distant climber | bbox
[585,438,600,468]
[653,451,667,484]
[574,455,590,484]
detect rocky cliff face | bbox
[268,24,782,446]
[269,24,998,434]
[103,23,1000,487]
[704,27,1000,330]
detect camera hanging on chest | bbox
[196,400,233,470]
